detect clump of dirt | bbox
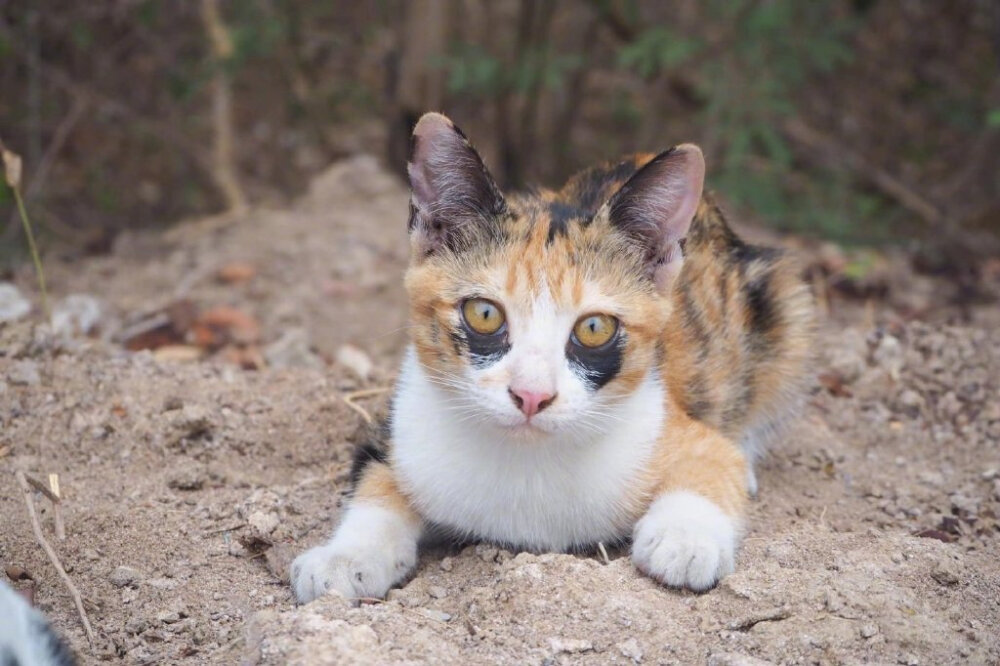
[1,158,998,665]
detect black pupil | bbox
[480,305,493,321]
[588,318,598,332]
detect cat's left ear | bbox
[407,112,507,255]
[606,145,705,289]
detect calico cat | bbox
[0,580,77,666]
[291,112,814,602]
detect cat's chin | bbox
[496,419,555,440]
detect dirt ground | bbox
[1,157,998,665]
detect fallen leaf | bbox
[196,306,260,346]
[818,371,853,398]
[4,565,34,582]
[153,345,204,363]
[217,262,256,284]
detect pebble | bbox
[110,566,143,588]
[419,609,452,622]
[156,610,182,624]
[0,282,31,322]
[8,360,41,386]
[617,638,643,662]
[930,561,960,586]
[547,637,593,654]
[264,328,323,369]
[247,510,279,536]
[860,623,879,639]
[51,294,102,337]
[427,585,448,599]
[439,557,453,572]
[83,548,101,562]
[335,343,374,380]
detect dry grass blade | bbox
[341,387,390,424]
[1,136,50,321]
[15,470,95,647]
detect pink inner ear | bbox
[408,113,456,209]
[652,144,705,246]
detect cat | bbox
[291,112,814,603]
[0,579,77,666]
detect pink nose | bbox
[508,387,556,417]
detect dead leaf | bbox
[5,565,34,582]
[153,345,204,363]
[196,306,260,346]
[217,262,256,284]
[818,371,853,398]
[914,529,956,543]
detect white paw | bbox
[631,491,737,592]
[291,503,420,604]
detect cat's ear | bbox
[407,112,507,255]
[606,145,705,288]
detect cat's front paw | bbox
[631,490,737,592]
[290,504,420,604]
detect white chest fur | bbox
[391,347,665,551]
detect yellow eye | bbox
[462,298,506,335]
[573,314,619,348]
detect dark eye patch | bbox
[453,317,511,368]
[567,330,625,390]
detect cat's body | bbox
[292,113,814,603]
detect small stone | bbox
[247,510,279,536]
[931,561,960,586]
[163,397,183,412]
[707,653,774,666]
[548,637,593,654]
[419,609,452,622]
[124,617,147,635]
[0,283,31,322]
[475,545,498,563]
[83,548,101,562]
[439,557,453,572]
[156,611,181,624]
[110,566,143,588]
[51,294,102,337]
[617,638,643,662]
[335,344,373,380]
[264,328,322,369]
[427,585,448,599]
[8,360,40,386]
[860,623,879,639]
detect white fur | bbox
[291,503,421,604]
[392,345,665,550]
[0,580,74,665]
[631,490,737,591]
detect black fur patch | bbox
[349,418,391,488]
[456,314,511,368]
[572,159,642,212]
[567,333,625,390]
[745,274,778,342]
[546,202,588,243]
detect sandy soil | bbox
[1,157,998,665]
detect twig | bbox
[203,522,246,536]
[341,387,390,425]
[596,541,611,565]
[15,470,95,647]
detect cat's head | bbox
[404,112,704,439]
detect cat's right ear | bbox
[407,112,507,255]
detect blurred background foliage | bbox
[0,0,998,270]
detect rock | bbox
[418,609,452,622]
[0,282,31,322]
[336,344,373,380]
[617,638,643,662]
[83,548,101,562]
[930,561,959,586]
[51,294,102,336]
[247,510,280,536]
[8,360,40,386]
[167,467,206,491]
[547,637,593,654]
[110,566,143,588]
[439,557,453,572]
[860,623,879,639]
[264,328,323,369]
[156,610,182,624]
[427,585,448,599]
[873,333,904,381]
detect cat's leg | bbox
[291,462,422,604]
[631,417,748,591]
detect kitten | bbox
[292,112,814,602]
[0,580,77,666]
